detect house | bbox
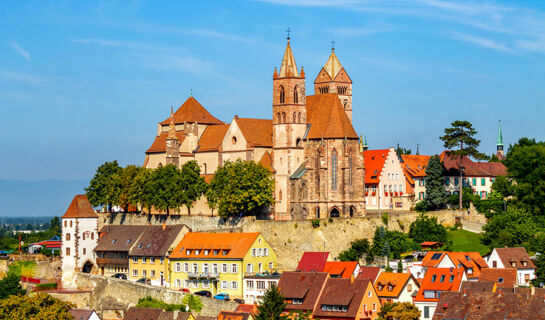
[296,252,330,272]
[28,235,62,254]
[478,268,517,289]
[169,232,277,299]
[70,309,101,320]
[363,148,406,210]
[124,308,195,320]
[414,267,466,320]
[323,261,360,278]
[234,304,258,316]
[431,288,545,319]
[128,224,190,286]
[217,311,253,320]
[243,272,280,304]
[61,194,99,289]
[421,251,488,280]
[374,272,420,304]
[400,154,431,200]
[485,247,535,286]
[357,266,382,282]
[459,280,495,293]
[312,277,381,320]
[277,271,329,315]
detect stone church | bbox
[144,37,365,220]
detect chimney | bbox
[162,222,166,231]
[443,302,448,309]
[235,115,239,120]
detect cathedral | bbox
[144,37,365,220]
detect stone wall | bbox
[76,273,237,317]
[98,210,459,270]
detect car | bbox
[136,278,151,285]
[178,288,190,293]
[214,293,230,301]
[111,273,127,280]
[194,290,212,297]
[233,298,245,304]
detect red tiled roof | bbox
[306,94,358,140]
[146,131,186,154]
[235,118,273,148]
[235,304,258,315]
[69,309,95,320]
[323,261,358,278]
[494,247,535,269]
[357,266,381,282]
[258,151,276,173]
[296,252,329,272]
[278,272,329,311]
[217,311,251,320]
[312,277,370,318]
[401,155,431,183]
[414,267,463,302]
[422,251,488,278]
[440,151,507,177]
[124,307,163,320]
[161,97,223,125]
[479,268,517,288]
[363,149,389,184]
[169,232,260,259]
[196,124,229,152]
[62,195,98,219]
[375,272,414,298]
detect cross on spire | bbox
[190,88,193,97]
[331,39,336,51]
[286,27,291,40]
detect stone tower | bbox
[272,37,307,220]
[314,47,353,122]
[165,107,180,167]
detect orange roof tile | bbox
[479,268,517,288]
[401,155,431,183]
[62,195,98,218]
[235,118,273,148]
[169,232,260,260]
[422,252,488,278]
[258,151,275,173]
[146,131,186,154]
[494,247,535,269]
[306,94,358,140]
[422,251,447,267]
[235,304,258,315]
[323,261,358,278]
[363,149,389,184]
[197,124,230,152]
[414,267,463,302]
[161,97,223,125]
[374,272,413,298]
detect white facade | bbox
[486,248,536,286]
[61,217,98,288]
[414,301,437,320]
[243,276,280,304]
[444,176,496,199]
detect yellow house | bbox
[128,224,190,286]
[169,232,277,299]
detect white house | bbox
[61,195,99,289]
[486,247,535,286]
[243,273,280,304]
[374,272,420,304]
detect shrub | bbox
[381,212,389,225]
[35,283,57,291]
[311,219,320,228]
[414,201,429,212]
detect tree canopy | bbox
[0,293,73,320]
[148,164,184,215]
[85,160,121,210]
[377,302,420,320]
[338,238,371,263]
[423,155,448,210]
[255,284,286,320]
[179,161,207,214]
[0,272,26,299]
[409,213,448,244]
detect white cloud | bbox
[446,31,512,53]
[327,22,393,37]
[7,42,30,61]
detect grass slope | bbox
[447,229,490,255]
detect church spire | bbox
[279,37,299,78]
[167,106,177,140]
[323,47,343,80]
[497,120,504,148]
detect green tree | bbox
[0,272,26,299]
[481,208,538,249]
[110,165,143,211]
[0,293,73,320]
[377,302,420,320]
[149,164,183,215]
[408,213,447,244]
[179,161,207,215]
[371,227,414,259]
[532,245,545,287]
[338,238,370,262]
[182,294,203,312]
[207,160,274,217]
[129,168,153,213]
[424,155,448,210]
[48,217,61,234]
[440,120,486,209]
[255,284,286,320]
[491,175,513,200]
[85,160,121,211]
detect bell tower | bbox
[165,107,180,167]
[314,42,353,122]
[272,33,307,220]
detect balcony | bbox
[187,271,219,279]
[96,257,128,266]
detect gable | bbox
[314,68,333,84]
[333,67,352,84]
[222,119,249,152]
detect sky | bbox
[1,0,545,183]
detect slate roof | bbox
[306,94,358,140]
[494,247,535,269]
[146,130,186,154]
[278,271,329,311]
[479,268,517,288]
[296,252,329,272]
[62,195,98,219]
[362,149,389,184]
[169,232,260,260]
[124,307,163,320]
[312,278,370,318]
[129,225,187,257]
[161,97,223,125]
[235,118,273,148]
[196,124,230,152]
[323,261,358,278]
[94,225,147,253]
[69,309,95,320]
[375,272,414,298]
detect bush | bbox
[311,219,320,228]
[414,201,429,212]
[35,283,57,291]
[381,212,389,225]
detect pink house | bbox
[363,148,405,210]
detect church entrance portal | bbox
[82,261,93,273]
[329,208,340,218]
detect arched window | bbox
[293,112,296,123]
[348,153,353,186]
[277,112,281,123]
[282,112,286,123]
[279,190,282,201]
[331,149,338,191]
[203,163,207,174]
[343,99,348,109]
[294,85,299,103]
[298,112,301,123]
[315,207,320,219]
[279,86,285,104]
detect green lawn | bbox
[447,229,490,255]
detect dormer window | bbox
[465,255,471,261]
[440,275,445,282]
[138,243,143,248]
[431,275,437,282]
[511,262,516,268]
[186,249,192,255]
[195,250,200,255]
[388,285,393,291]
[378,285,384,291]
[213,250,219,255]
[522,261,528,267]
[498,277,504,283]
[467,268,473,275]
[222,250,229,256]
[126,239,131,244]
[204,250,209,256]
[449,275,454,282]
[112,239,117,244]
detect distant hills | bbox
[0,179,88,217]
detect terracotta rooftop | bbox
[494,247,535,269]
[401,154,431,183]
[234,304,258,315]
[62,195,98,219]
[146,130,186,154]
[161,97,223,125]
[169,232,261,260]
[124,307,163,320]
[363,149,390,184]
[375,272,414,298]
[196,124,230,152]
[69,309,95,320]
[258,151,275,173]
[414,267,464,303]
[460,281,495,293]
[323,261,358,278]
[440,151,507,177]
[306,94,358,140]
[235,118,273,148]
[129,225,188,257]
[422,252,488,278]
[217,311,252,320]
[278,271,329,311]
[312,277,370,318]
[296,252,329,272]
[357,266,381,282]
[479,268,517,288]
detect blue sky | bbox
[1,0,544,182]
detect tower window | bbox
[343,99,348,109]
[282,112,286,123]
[232,136,237,144]
[293,112,296,123]
[298,112,301,123]
[332,149,338,191]
[319,86,329,94]
[348,154,353,186]
[294,85,299,103]
[277,112,281,123]
[279,86,285,104]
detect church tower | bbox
[272,35,307,220]
[314,45,353,122]
[496,120,505,160]
[165,107,180,167]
